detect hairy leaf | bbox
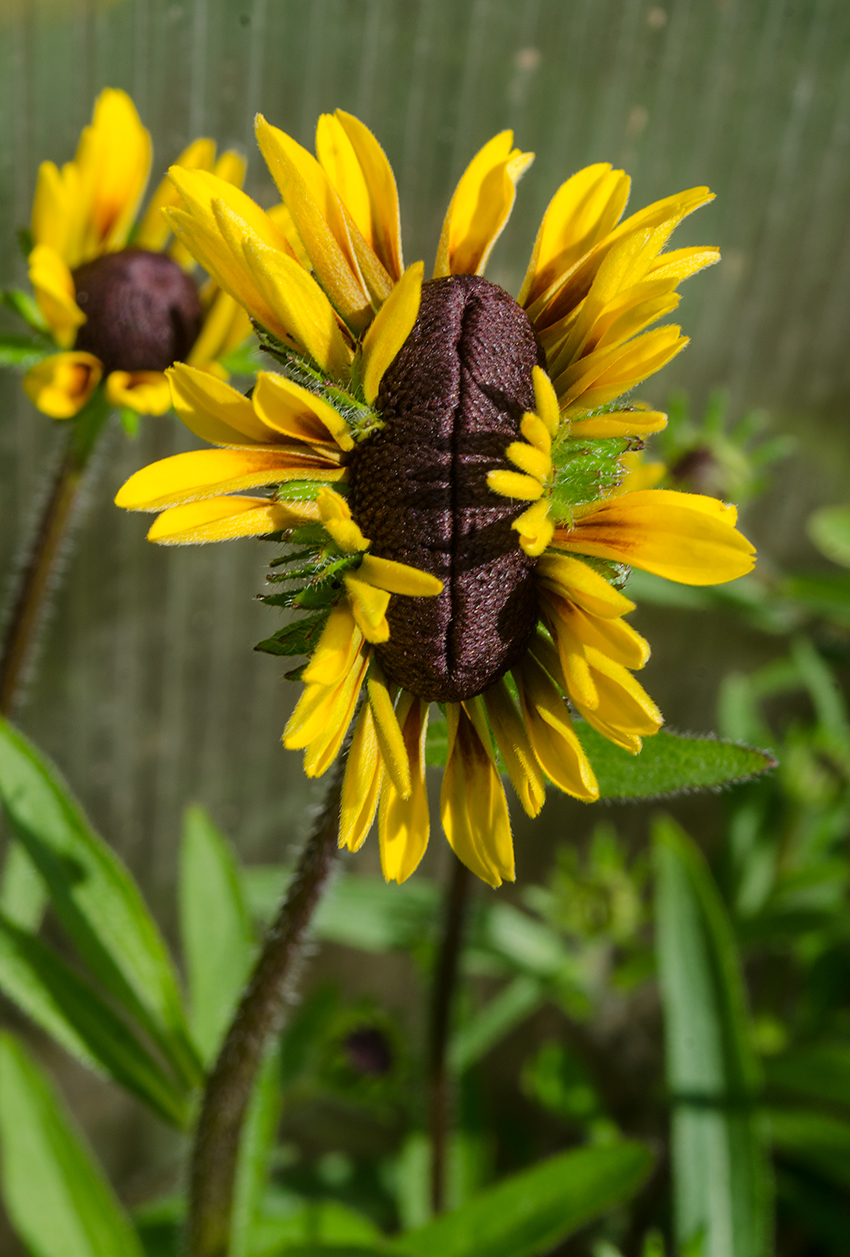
[577,726,776,799]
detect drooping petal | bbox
[367,660,412,799]
[23,351,102,419]
[344,575,390,643]
[552,489,756,585]
[302,651,370,777]
[482,678,546,817]
[571,646,663,752]
[28,245,85,347]
[167,363,271,445]
[340,700,385,852]
[105,370,172,415]
[379,693,430,883]
[146,496,316,544]
[116,447,342,512]
[301,602,364,687]
[434,132,534,278]
[440,702,514,887]
[545,594,650,670]
[358,262,423,405]
[514,655,599,801]
[252,371,354,452]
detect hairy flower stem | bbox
[188,753,346,1257]
[428,854,472,1215]
[0,394,110,717]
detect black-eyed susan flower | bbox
[19,88,251,421]
[116,111,756,887]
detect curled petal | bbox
[28,245,84,348]
[24,351,101,419]
[105,371,171,415]
[167,363,271,446]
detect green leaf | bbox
[254,611,330,658]
[807,505,850,569]
[0,720,200,1088]
[120,407,141,438]
[449,975,544,1073]
[0,913,188,1126]
[180,805,254,1065]
[0,838,47,929]
[219,338,264,377]
[0,332,51,367]
[763,1044,850,1113]
[781,572,850,626]
[577,726,776,800]
[654,817,772,1257]
[768,1109,850,1188]
[0,1032,146,1257]
[249,1190,386,1256]
[2,287,49,333]
[394,1142,651,1257]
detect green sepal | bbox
[273,479,338,503]
[2,288,48,334]
[549,436,629,514]
[254,611,330,657]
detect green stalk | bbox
[188,750,346,1257]
[0,393,111,716]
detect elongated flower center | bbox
[349,274,542,702]
[72,248,203,374]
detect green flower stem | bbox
[188,750,346,1257]
[0,393,110,716]
[428,854,472,1215]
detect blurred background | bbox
[1,1,850,1253]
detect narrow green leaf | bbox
[768,1109,850,1188]
[781,573,850,626]
[0,838,47,929]
[763,1044,850,1113]
[789,636,850,748]
[577,726,776,800]
[0,720,200,1088]
[180,805,254,1065]
[394,1142,652,1257]
[249,1190,386,1256]
[313,874,440,952]
[0,332,51,367]
[449,975,544,1073]
[2,287,49,333]
[0,1032,146,1257]
[0,913,188,1126]
[807,505,850,569]
[654,817,772,1257]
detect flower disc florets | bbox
[73,247,203,375]
[349,274,541,702]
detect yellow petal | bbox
[434,132,534,278]
[357,554,442,597]
[75,88,153,258]
[486,470,544,501]
[116,447,341,512]
[28,245,85,347]
[553,325,688,412]
[367,661,411,799]
[344,575,390,642]
[253,371,354,452]
[359,262,423,405]
[136,137,216,251]
[506,442,551,481]
[515,656,599,801]
[105,370,171,415]
[541,602,599,711]
[440,703,514,887]
[547,596,649,670]
[340,701,385,852]
[569,409,667,439]
[482,679,546,817]
[321,110,403,281]
[317,488,370,552]
[519,412,552,455]
[573,645,663,741]
[167,363,270,445]
[519,164,631,308]
[536,552,635,618]
[512,500,554,557]
[255,115,372,332]
[301,601,363,687]
[23,351,101,419]
[531,365,561,437]
[168,166,293,255]
[235,229,353,380]
[147,496,316,545]
[302,652,370,777]
[31,160,79,259]
[379,694,430,883]
[552,489,755,585]
[649,246,720,283]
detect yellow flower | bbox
[117,110,754,887]
[22,89,251,420]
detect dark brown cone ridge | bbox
[72,247,203,375]
[348,273,543,704]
